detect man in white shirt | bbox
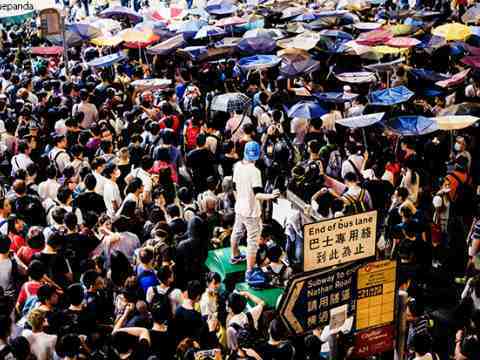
[0,197,10,236]
[341,143,365,180]
[11,140,33,175]
[103,164,123,217]
[127,155,153,204]
[73,89,98,129]
[38,165,60,201]
[48,134,71,174]
[91,157,107,196]
[230,141,279,280]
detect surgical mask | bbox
[454,143,462,152]
[433,195,443,208]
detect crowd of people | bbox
[1,0,480,359]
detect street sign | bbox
[356,260,397,330]
[351,324,395,359]
[278,262,358,334]
[303,210,377,272]
[39,8,61,37]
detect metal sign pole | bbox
[61,14,69,78]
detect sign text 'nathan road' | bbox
[303,210,377,272]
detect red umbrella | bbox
[466,44,480,56]
[356,29,393,46]
[386,37,421,48]
[436,69,470,88]
[31,46,64,56]
[461,56,480,68]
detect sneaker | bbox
[230,254,246,264]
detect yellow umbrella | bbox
[432,23,472,41]
[371,45,408,55]
[384,24,414,36]
[277,48,310,58]
[91,34,123,47]
[435,115,479,130]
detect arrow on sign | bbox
[283,279,304,333]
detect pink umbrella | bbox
[436,69,471,88]
[356,29,393,46]
[31,46,64,56]
[466,44,480,56]
[386,37,421,48]
[461,56,480,68]
[148,6,185,21]
[215,16,247,27]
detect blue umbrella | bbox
[87,52,128,68]
[99,6,143,23]
[384,116,438,136]
[293,12,319,22]
[194,25,225,40]
[207,2,238,15]
[238,55,281,71]
[314,92,358,103]
[410,68,449,82]
[147,34,186,55]
[319,29,353,40]
[179,46,208,61]
[287,101,326,119]
[237,36,277,53]
[172,19,207,34]
[280,57,320,78]
[47,23,102,46]
[369,86,414,106]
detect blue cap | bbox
[244,141,260,161]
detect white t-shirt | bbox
[233,161,262,218]
[103,179,122,217]
[93,171,106,196]
[11,153,33,175]
[130,167,153,193]
[227,304,264,350]
[38,179,60,201]
[48,147,71,173]
[21,330,57,360]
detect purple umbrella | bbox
[99,6,143,23]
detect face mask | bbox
[433,195,443,208]
[454,143,462,152]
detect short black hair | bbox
[186,280,203,301]
[67,283,85,306]
[343,172,358,183]
[82,270,100,289]
[28,260,45,281]
[37,284,56,304]
[227,292,246,315]
[84,173,97,190]
[0,234,11,254]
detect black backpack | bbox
[265,264,287,288]
[150,286,174,318]
[449,172,475,217]
[229,312,263,350]
[0,344,15,360]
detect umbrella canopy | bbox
[186,7,210,19]
[370,45,408,55]
[364,58,406,72]
[369,86,414,106]
[279,56,320,78]
[435,115,479,130]
[385,116,438,136]
[356,29,393,46]
[277,31,322,51]
[237,37,277,53]
[215,16,247,27]
[31,46,64,56]
[314,92,358,103]
[319,29,353,40]
[99,6,143,23]
[335,71,377,83]
[439,102,480,117]
[206,1,238,15]
[353,22,382,31]
[91,34,123,47]
[287,101,327,119]
[281,6,306,19]
[119,29,160,48]
[461,56,480,68]
[194,25,225,40]
[436,69,470,88]
[147,6,185,21]
[88,18,122,34]
[152,36,188,55]
[462,4,480,24]
[336,112,385,128]
[410,68,448,82]
[243,28,285,40]
[178,46,208,61]
[171,19,207,33]
[211,93,252,112]
[87,52,127,68]
[238,55,281,71]
[130,78,172,91]
[432,23,472,41]
[386,37,421,48]
[385,24,416,36]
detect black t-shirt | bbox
[186,148,216,192]
[107,336,150,360]
[363,179,394,211]
[64,232,99,276]
[173,306,209,345]
[257,342,295,360]
[149,329,175,359]
[31,252,71,288]
[61,307,96,335]
[74,191,107,217]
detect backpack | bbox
[326,150,342,179]
[49,149,70,172]
[448,172,475,217]
[0,345,15,360]
[246,267,270,289]
[145,136,162,158]
[343,189,368,215]
[149,286,174,317]
[185,120,201,152]
[265,264,287,288]
[229,312,262,350]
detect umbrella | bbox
[89,18,122,34]
[279,56,320,78]
[211,93,252,112]
[91,34,123,47]
[119,29,160,48]
[432,23,472,41]
[215,37,242,48]
[353,22,382,31]
[435,115,480,130]
[335,71,377,83]
[293,12,319,22]
[369,86,414,106]
[465,44,480,56]
[304,17,340,30]
[336,112,385,128]
[314,92,358,103]
[243,28,285,40]
[364,58,406,72]
[385,116,438,136]
[462,4,480,24]
[386,37,421,48]
[206,1,238,15]
[356,29,393,46]
[30,46,64,56]
[316,10,349,17]
[439,102,480,117]
[87,52,127,68]
[410,68,449,82]
[99,6,143,23]
[370,45,409,55]
[461,56,480,68]
[319,29,353,40]
[48,23,103,46]
[237,37,277,53]
[436,69,470,88]
[148,6,185,21]
[287,101,327,119]
[148,34,187,55]
[178,46,208,61]
[238,55,281,71]
[385,24,416,36]
[194,25,225,40]
[277,31,322,51]
[130,78,172,91]
[171,19,207,33]
[281,6,306,19]
[216,16,247,27]
[186,7,210,19]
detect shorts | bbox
[231,214,262,258]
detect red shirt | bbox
[17,246,43,266]
[9,234,26,253]
[17,281,42,309]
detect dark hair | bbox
[157,265,173,284]
[139,247,154,265]
[51,207,67,225]
[64,212,78,231]
[47,231,64,249]
[84,173,97,190]
[186,280,203,301]
[67,283,85,306]
[26,227,45,250]
[410,332,432,355]
[206,272,221,285]
[82,270,100,289]
[110,250,132,287]
[28,260,45,281]
[269,318,287,341]
[57,187,72,204]
[267,244,282,263]
[227,292,246,314]
[125,177,143,194]
[0,234,10,253]
[37,284,56,303]
[343,172,358,183]
[56,333,82,358]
